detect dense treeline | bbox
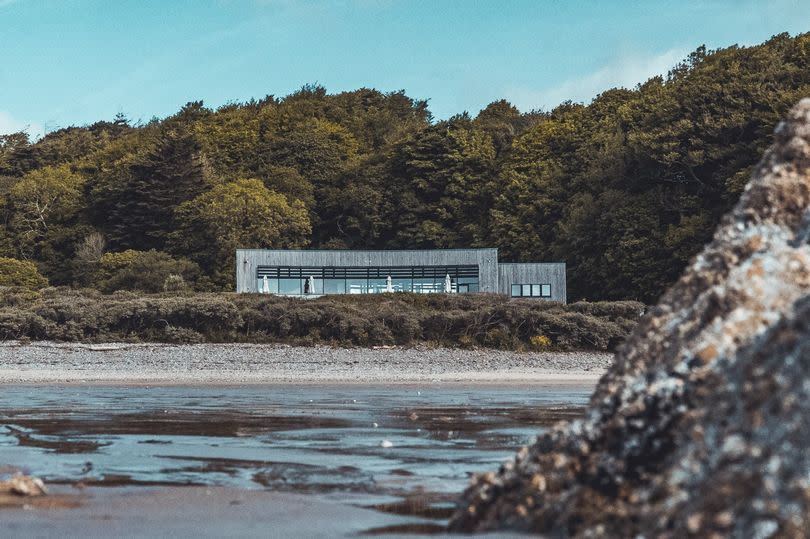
[0,287,642,350]
[1,33,809,302]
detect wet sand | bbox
[0,341,611,384]
[1,485,526,538]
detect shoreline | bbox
[0,341,610,385]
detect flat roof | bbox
[497,262,566,266]
[236,248,498,252]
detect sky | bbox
[1,0,810,138]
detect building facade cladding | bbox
[235,248,565,302]
[497,263,567,303]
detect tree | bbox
[169,179,311,288]
[72,231,106,287]
[8,165,86,259]
[0,257,48,289]
[106,129,212,250]
[382,117,497,248]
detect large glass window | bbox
[346,279,366,294]
[258,265,480,296]
[257,277,279,294]
[457,277,479,293]
[367,278,387,294]
[279,278,302,295]
[413,278,439,294]
[391,278,412,293]
[302,277,323,295]
[323,279,346,294]
[541,284,551,297]
[511,284,521,297]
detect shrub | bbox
[0,258,48,290]
[163,274,189,293]
[530,334,552,349]
[3,289,643,350]
[94,250,202,293]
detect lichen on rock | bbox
[450,99,810,537]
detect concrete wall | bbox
[236,248,500,293]
[497,263,567,303]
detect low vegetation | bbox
[0,287,643,350]
[0,258,48,290]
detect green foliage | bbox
[0,257,49,289]
[7,165,85,248]
[94,250,202,293]
[170,179,311,287]
[102,129,212,251]
[1,33,808,299]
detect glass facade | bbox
[256,265,478,296]
[279,278,302,295]
[367,278,387,294]
[323,279,346,294]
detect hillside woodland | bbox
[2,33,809,302]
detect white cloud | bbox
[0,110,44,140]
[505,47,689,113]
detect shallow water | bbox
[0,384,589,534]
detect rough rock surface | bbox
[450,100,810,537]
[0,474,48,497]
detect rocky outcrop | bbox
[0,474,48,499]
[450,99,810,537]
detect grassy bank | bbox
[1,287,643,351]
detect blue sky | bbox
[1,0,809,138]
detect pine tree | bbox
[107,130,210,250]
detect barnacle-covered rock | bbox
[450,100,810,537]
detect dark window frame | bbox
[511,283,552,298]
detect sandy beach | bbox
[0,341,610,384]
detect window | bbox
[302,277,323,295]
[323,279,346,294]
[367,278,387,294]
[346,278,366,294]
[457,277,479,293]
[257,277,279,294]
[257,265,479,295]
[279,278,302,295]
[391,278,412,292]
[511,283,552,298]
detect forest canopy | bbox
[1,32,809,302]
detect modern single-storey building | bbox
[235,248,566,302]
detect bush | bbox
[530,335,552,349]
[94,250,202,293]
[2,289,645,350]
[0,258,48,290]
[163,274,189,293]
